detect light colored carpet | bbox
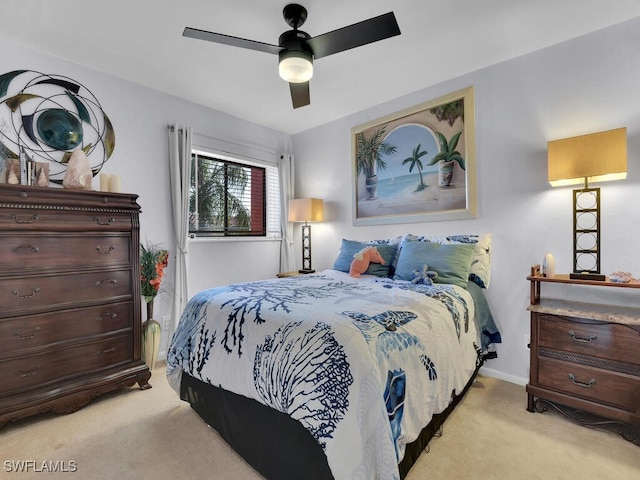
[2,364,639,479]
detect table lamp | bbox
[288,198,323,273]
[547,127,627,280]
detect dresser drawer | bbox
[0,233,131,272]
[0,209,132,232]
[0,270,132,317]
[538,314,640,365]
[537,356,640,413]
[0,334,133,395]
[0,301,133,356]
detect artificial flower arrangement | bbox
[140,242,169,308]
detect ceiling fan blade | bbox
[289,82,310,109]
[307,12,400,59]
[183,27,282,55]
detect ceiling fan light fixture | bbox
[279,49,313,83]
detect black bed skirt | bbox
[180,360,483,480]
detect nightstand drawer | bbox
[0,334,133,395]
[538,314,640,365]
[0,301,133,356]
[537,356,640,412]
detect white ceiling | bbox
[2,1,640,135]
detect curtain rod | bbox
[167,124,280,157]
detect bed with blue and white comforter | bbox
[167,269,497,479]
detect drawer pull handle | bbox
[10,214,39,224]
[101,347,117,354]
[568,373,596,388]
[95,279,118,286]
[96,245,116,255]
[16,366,40,377]
[93,217,115,226]
[12,244,40,253]
[97,312,117,321]
[568,331,597,343]
[12,287,40,299]
[14,326,41,340]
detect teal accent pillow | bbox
[400,233,492,288]
[332,239,398,277]
[393,241,475,288]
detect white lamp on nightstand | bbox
[288,198,323,273]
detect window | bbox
[189,151,280,238]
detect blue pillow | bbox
[332,239,398,277]
[393,241,474,288]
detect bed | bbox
[166,234,501,479]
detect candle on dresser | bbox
[100,173,111,191]
[109,175,122,193]
[542,253,555,278]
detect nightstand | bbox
[277,270,316,278]
[277,271,301,278]
[526,264,640,444]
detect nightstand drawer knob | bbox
[568,331,597,343]
[568,373,596,388]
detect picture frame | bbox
[351,86,477,226]
[4,158,50,186]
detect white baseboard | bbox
[479,366,527,386]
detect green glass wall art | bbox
[0,70,115,184]
[36,109,83,151]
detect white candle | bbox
[100,173,111,191]
[109,175,122,193]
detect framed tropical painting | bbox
[351,86,477,225]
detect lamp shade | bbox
[548,127,627,187]
[279,50,313,83]
[288,198,323,222]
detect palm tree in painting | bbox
[356,126,397,199]
[402,143,429,191]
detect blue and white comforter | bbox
[167,270,483,480]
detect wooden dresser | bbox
[0,184,151,428]
[526,265,640,443]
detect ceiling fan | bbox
[183,3,401,109]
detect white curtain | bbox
[279,153,295,273]
[167,124,192,331]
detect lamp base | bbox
[570,272,606,281]
[298,269,315,274]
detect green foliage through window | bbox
[189,152,268,237]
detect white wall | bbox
[0,40,290,356]
[291,18,640,385]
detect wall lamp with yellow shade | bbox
[547,127,627,280]
[288,198,323,273]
